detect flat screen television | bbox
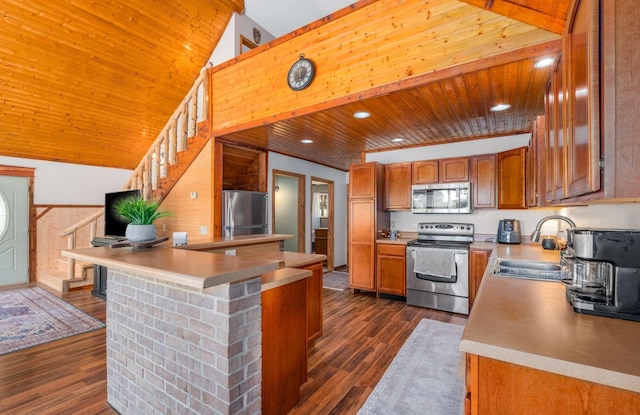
[104,189,140,237]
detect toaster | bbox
[497,219,522,244]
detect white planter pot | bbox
[125,224,157,242]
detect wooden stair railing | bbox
[57,70,211,282]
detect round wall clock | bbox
[287,54,315,91]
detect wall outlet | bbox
[225,249,236,256]
[190,191,197,199]
[200,226,208,235]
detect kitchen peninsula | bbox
[461,244,640,414]
[63,234,326,415]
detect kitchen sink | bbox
[493,259,562,281]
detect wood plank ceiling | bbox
[0,0,243,170]
[0,0,570,171]
[216,0,570,171]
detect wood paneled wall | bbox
[156,141,213,244]
[36,206,103,270]
[209,0,559,136]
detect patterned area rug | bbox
[358,319,466,415]
[0,287,105,355]
[322,271,349,291]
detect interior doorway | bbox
[272,170,305,252]
[311,177,334,272]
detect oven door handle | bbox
[415,266,458,283]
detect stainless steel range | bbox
[406,222,474,315]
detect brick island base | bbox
[106,269,262,415]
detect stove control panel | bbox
[417,222,474,236]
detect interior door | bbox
[0,175,29,285]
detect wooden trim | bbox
[272,170,306,253]
[458,0,566,34]
[212,139,224,237]
[311,176,335,271]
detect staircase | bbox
[39,69,212,294]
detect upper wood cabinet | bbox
[602,0,640,198]
[526,116,545,208]
[384,163,412,210]
[545,57,566,203]
[497,147,527,209]
[412,157,469,184]
[350,162,380,199]
[440,157,469,182]
[412,160,439,184]
[564,0,601,198]
[470,154,497,209]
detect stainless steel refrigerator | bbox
[222,190,269,237]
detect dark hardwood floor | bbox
[0,285,467,414]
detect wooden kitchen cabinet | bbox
[526,116,545,207]
[470,154,497,209]
[348,162,389,292]
[412,160,439,184]
[384,162,412,210]
[376,243,406,296]
[545,57,566,203]
[564,0,601,198]
[468,249,490,309]
[497,147,526,209]
[466,354,640,415]
[412,157,469,184]
[299,261,323,346]
[440,157,469,182]
[350,162,380,199]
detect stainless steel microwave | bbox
[411,182,472,213]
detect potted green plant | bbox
[114,196,169,242]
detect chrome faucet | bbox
[530,215,577,242]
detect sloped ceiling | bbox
[0,0,243,170]
[0,0,570,171]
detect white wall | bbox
[560,204,640,229]
[209,13,275,66]
[268,152,348,267]
[0,156,132,205]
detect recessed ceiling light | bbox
[391,137,404,143]
[353,111,371,119]
[490,103,511,112]
[534,58,554,68]
[301,139,313,144]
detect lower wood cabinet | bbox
[376,243,406,296]
[262,277,307,415]
[349,199,378,291]
[299,261,323,346]
[466,354,640,415]
[469,249,490,309]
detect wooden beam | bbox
[458,0,567,35]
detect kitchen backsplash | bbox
[560,203,640,229]
[391,203,640,240]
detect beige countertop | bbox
[248,251,326,268]
[461,243,640,393]
[175,233,293,251]
[63,246,281,290]
[261,267,312,291]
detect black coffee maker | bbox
[563,228,640,321]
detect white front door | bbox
[0,175,29,286]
